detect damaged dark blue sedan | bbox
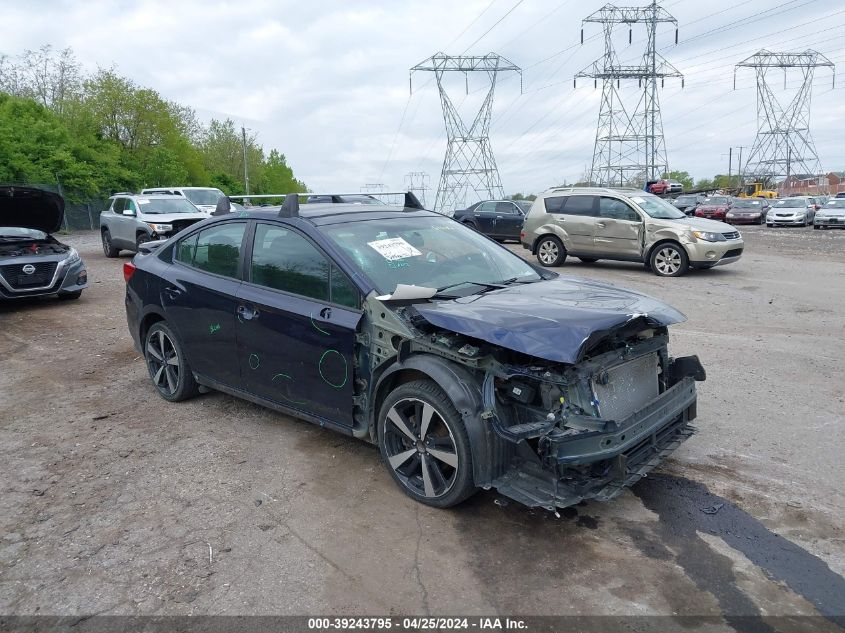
[124,193,705,511]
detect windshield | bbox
[339,195,385,205]
[732,199,763,208]
[322,215,542,295]
[183,189,225,205]
[825,199,845,208]
[703,197,728,205]
[629,194,686,219]
[0,227,47,239]
[515,200,533,212]
[675,196,694,204]
[137,198,201,214]
[774,198,806,207]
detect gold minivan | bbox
[520,187,744,277]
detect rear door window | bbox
[544,196,566,213]
[562,195,598,217]
[477,201,497,214]
[190,222,247,278]
[495,201,517,214]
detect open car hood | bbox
[412,277,686,364]
[0,186,64,234]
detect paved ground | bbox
[1,226,843,626]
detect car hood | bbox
[675,216,736,232]
[411,277,686,364]
[728,208,763,214]
[0,186,64,234]
[137,212,208,223]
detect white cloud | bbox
[2,0,844,197]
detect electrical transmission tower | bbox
[575,1,683,187]
[735,50,835,183]
[404,171,430,207]
[411,53,521,214]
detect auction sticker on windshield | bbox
[367,237,422,261]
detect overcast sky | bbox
[3,0,844,199]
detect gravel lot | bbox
[1,225,843,623]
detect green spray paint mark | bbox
[271,373,307,405]
[209,323,221,334]
[248,354,260,370]
[310,311,330,336]
[318,349,348,389]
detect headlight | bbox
[146,223,173,233]
[65,248,80,264]
[691,230,726,242]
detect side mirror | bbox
[122,209,135,216]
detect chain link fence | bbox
[1,182,109,232]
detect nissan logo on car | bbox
[22,264,36,275]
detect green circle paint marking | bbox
[248,354,260,370]
[310,311,330,336]
[271,373,307,405]
[318,349,347,389]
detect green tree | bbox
[662,170,694,190]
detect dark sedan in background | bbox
[695,196,732,221]
[0,186,88,301]
[452,199,530,241]
[672,194,706,216]
[725,198,769,225]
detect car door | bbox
[163,221,248,387]
[494,201,523,239]
[235,221,361,428]
[473,201,497,235]
[557,195,599,253]
[594,197,644,259]
[107,197,129,247]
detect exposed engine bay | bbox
[0,238,71,257]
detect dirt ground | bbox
[1,225,843,625]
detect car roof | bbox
[109,193,189,200]
[221,204,440,226]
[539,186,645,197]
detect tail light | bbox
[520,231,525,240]
[123,261,137,283]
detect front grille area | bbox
[722,248,743,259]
[0,262,58,289]
[171,219,202,233]
[722,231,740,240]
[593,353,659,422]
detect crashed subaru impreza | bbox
[125,193,705,511]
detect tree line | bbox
[0,45,306,201]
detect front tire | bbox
[136,233,151,251]
[378,379,475,508]
[101,230,119,258]
[144,322,199,402]
[649,242,689,277]
[535,236,566,267]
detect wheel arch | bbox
[138,308,167,348]
[530,225,569,254]
[645,236,691,263]
[370,354,509,487]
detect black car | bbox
[0,186,88,300]
[452,199,530,241]
[124,192,705,510]
[672,194,706,216]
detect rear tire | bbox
[101,230,119,258]
[378,379,476,508]
[649,242,689,277]
[144,322,200,402]
[535,236,566,267]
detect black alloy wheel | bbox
[378,380,475,508]
[144,322,199,402]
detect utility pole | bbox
[735,50,834,184]
[241,126,250,195]
[575,1,683,186]
[727,147,733,188]
[410,53,522,214]
[736,145,745,188]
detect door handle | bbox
[237,304,259,321]
[319,307,332,319]
[596,222,606,228]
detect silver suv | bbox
[100,193,207,257]
[520,187,744,277]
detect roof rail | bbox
[244,191,427,218]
